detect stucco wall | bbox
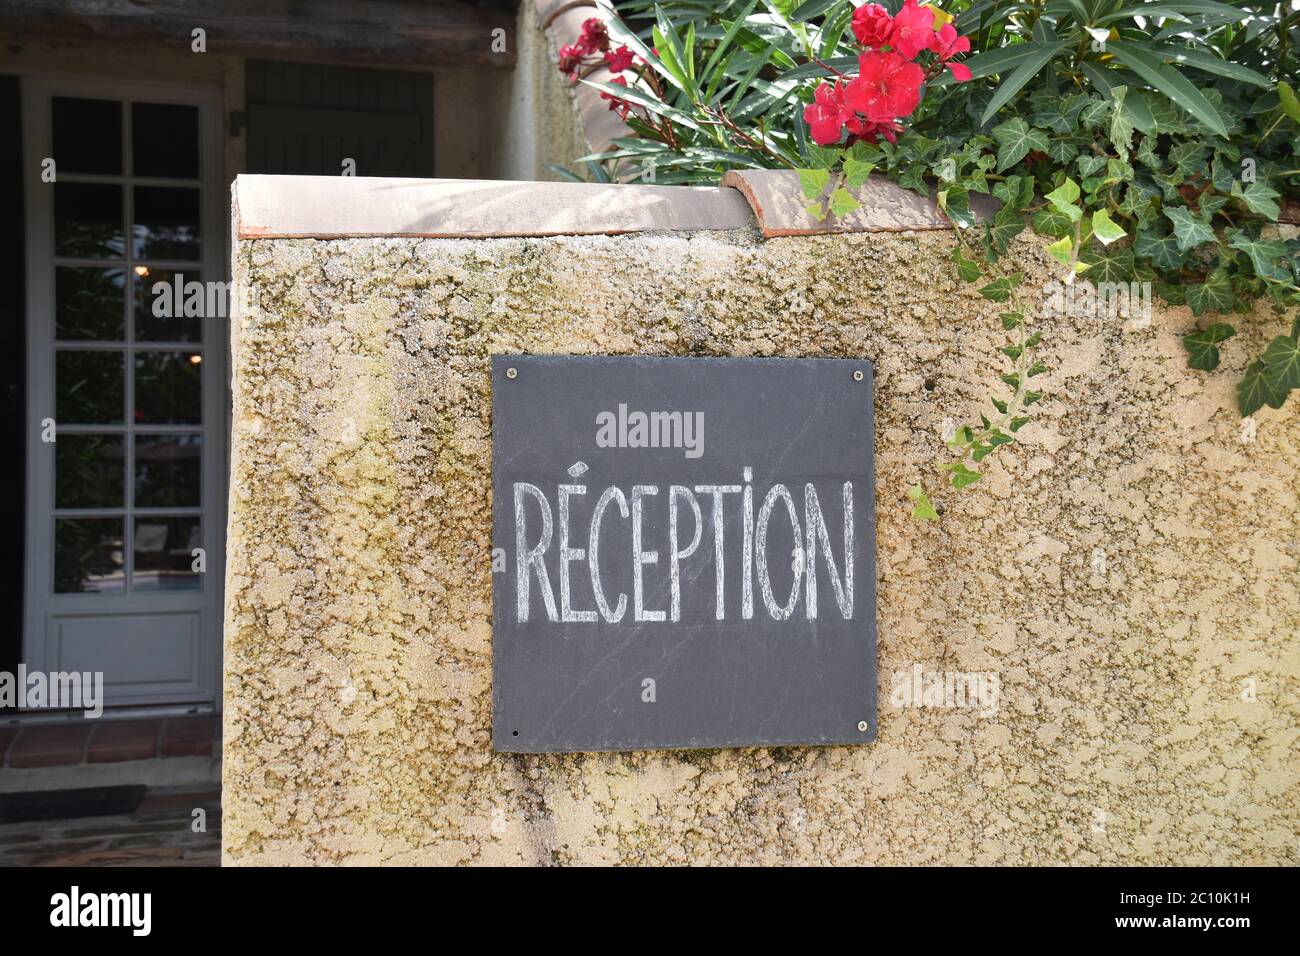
[223,184,1298,865]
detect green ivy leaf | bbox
[951,246,983,283]
[1108,86,1135,162]
[939,185,976,228]
[979,273,1023,302]
[1134,227,1184,270]
[1167,142,1208,177]
[1163,206,1216,252]
[993,174,1034,209]
[829,187,860,217]
[1078,96,1110,129]
[1230,181,1281,220]
[1079,246,1136,284]
[1227,230,1291,282]
[1261,334,1300,391]
[797,167,830,199]
[1047,235,1073,265]
[907,483,939,521]
[942,461,983,489]
[896,161,930,196]
[1182,322,1236,370]
[992,117,1049,172]
[1238,359,1288,416]
[1091,209,1127,245]
[986,205,1027,254]
[1076,154,1107,178]
[1185,269,1235,315]
[1032,207,1074,238]
[807,145,841,169]
[1045,178,1083,221]
[843,157,875,189]
[1047,139,1080,163]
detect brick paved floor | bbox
[0,786,220,866]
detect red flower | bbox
[851,4,893,49]
[605,44,636,73]
[845,50,924,123]
[600,75,631,118]
[933,22,970,60]
[557,44,583,76]
[933,23,973,82]
[578,17,610,54]
[803,80,848,146]
[888,0,936,59]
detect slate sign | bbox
[491,355,877,753]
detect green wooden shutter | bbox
[244,60,434,177]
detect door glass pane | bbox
[134,351,202,424]
[133,268,202,342]
[57,350,124,424]
[56,434,125,508]
[53,96,122,175]
[132,103,199,179]
[133,186,200,260]
[133,517,200,591]
[55,517,125,593]
[55,183,124,258]
[56,266,125,341]
[135,434,201,507]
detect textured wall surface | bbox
[224,226,1298,865]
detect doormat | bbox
[0,784,146,824]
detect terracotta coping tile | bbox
[721,169,998,237]
[535,0,595,30]
[7,724,92,769]
[542,2,633,153]
[235,175,755,239]
[236,171,993,241]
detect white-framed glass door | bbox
[21,76,225,707]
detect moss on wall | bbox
[224,227,1298,865]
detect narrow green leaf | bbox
[979,42,1070,126]
[1106,40,1228,137]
